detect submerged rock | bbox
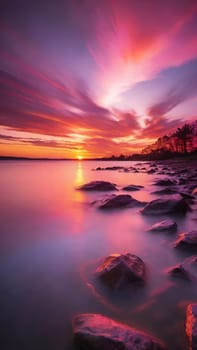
[79,181,117,191]
[95,253,146,289]
[122,184,144,191]
[175,231,197,250]
[148,219,177,233]
[73,313,166,350]
[167,264,191,281]
[96,194,146,209]
[141,197,190,215]
[186,304,197,350]
[154,179,176,186]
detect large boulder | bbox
[141,197,190,215]
[122,184,144,191]
[186,304,197,350]
[95,253,146,289]
[79,181,117,191]
[73,313,166,350]
[175,231,197,250]
[96,194,146,209]
[148,219,177,233]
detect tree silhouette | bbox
[175,123,193,153]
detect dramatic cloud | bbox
[148,59,197,117]
[0,0,197,157]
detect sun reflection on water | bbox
[75,161,84,187]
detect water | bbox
[0,160,196,350]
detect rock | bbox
[187,256,197,265]
[186,304,197,350]
[167,264,191,281]
[147,169,156,174]
[152,188,178,195]
[175,231,197,250]
[122,184,144,191]
[148,219,177,233]
[192,187,197,195]
[141,197,190,215]
[179,178,188,185]
[79,181,118,191]
[120,168,131,173]
[105,166,124,171]
[154,179,176,186]
[94,166,124,171]
[179,192,196,204]
[95,253,146,289]
[73,313,166,350]
[96,194,146,209]
[182,256,197,280]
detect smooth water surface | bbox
[0,160,196,350]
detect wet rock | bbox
[152,188,178,195]
[147,169,156,174]
[105,166,124,171]
[148,219,177,233]
[182,256,197,280]
[95,253,146,289]
[186,303,197,350]
[73,313,166,350]
[122,184,144,191]
[179,192,196,205]
[79,181,118,191]
[167,264,191,281]
[154,178,176,186]
[192,187,197,195]
[141,196,190,215]
[94,166,124,171]
[175,231,197,250]
[96,194,146,209]
[120,168,131,173]
[178,178,188,185]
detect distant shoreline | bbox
[1,152,197,162]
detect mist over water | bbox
[0,160,196,350]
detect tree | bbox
[175,124,193,153]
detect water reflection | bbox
[75,161,84,187]
[70,161,87,234]
[73,161,85,203]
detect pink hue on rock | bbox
[141,197,190,215]
[186,304,197,350]
[73,313,166,350]
[192,188,197,195]
[95,194,146,209]
[95,253,146,289]
[148,219,177,233]
[175,231,197,249]
[79,181,117,191]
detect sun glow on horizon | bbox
[77,155,83,160]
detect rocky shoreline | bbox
[73,160,197,349]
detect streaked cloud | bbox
[0,0,197,157]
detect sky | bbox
[0,0,197,159]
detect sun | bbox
[77,155,83,160]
